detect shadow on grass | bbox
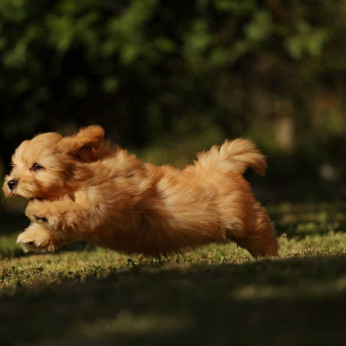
[1,256,345,346]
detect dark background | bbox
[1,0,345,205]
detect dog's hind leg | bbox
[226,205,278,257]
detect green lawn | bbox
[1,203,346,346]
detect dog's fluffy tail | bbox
[195,139,267,175]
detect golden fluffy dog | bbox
[3,125,278,257]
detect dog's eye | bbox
[31,163,44,171]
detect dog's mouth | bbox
[7,189,21,198]
[9,187,68,202]
[5,185,42,200]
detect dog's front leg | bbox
[16,222,75,253]
[25,196,91,232]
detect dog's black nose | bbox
[7,179,18,190]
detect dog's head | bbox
[3,125,106,200]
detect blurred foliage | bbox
[0,0,346,201]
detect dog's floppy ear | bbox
[58,125,105,162]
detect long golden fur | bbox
[3,125,278,257]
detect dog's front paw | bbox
[17,223,55,253]
[25,201,58,229]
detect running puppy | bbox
[3,125,278,257]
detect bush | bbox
[1,0,345,200]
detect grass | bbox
[0,202,346,346]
